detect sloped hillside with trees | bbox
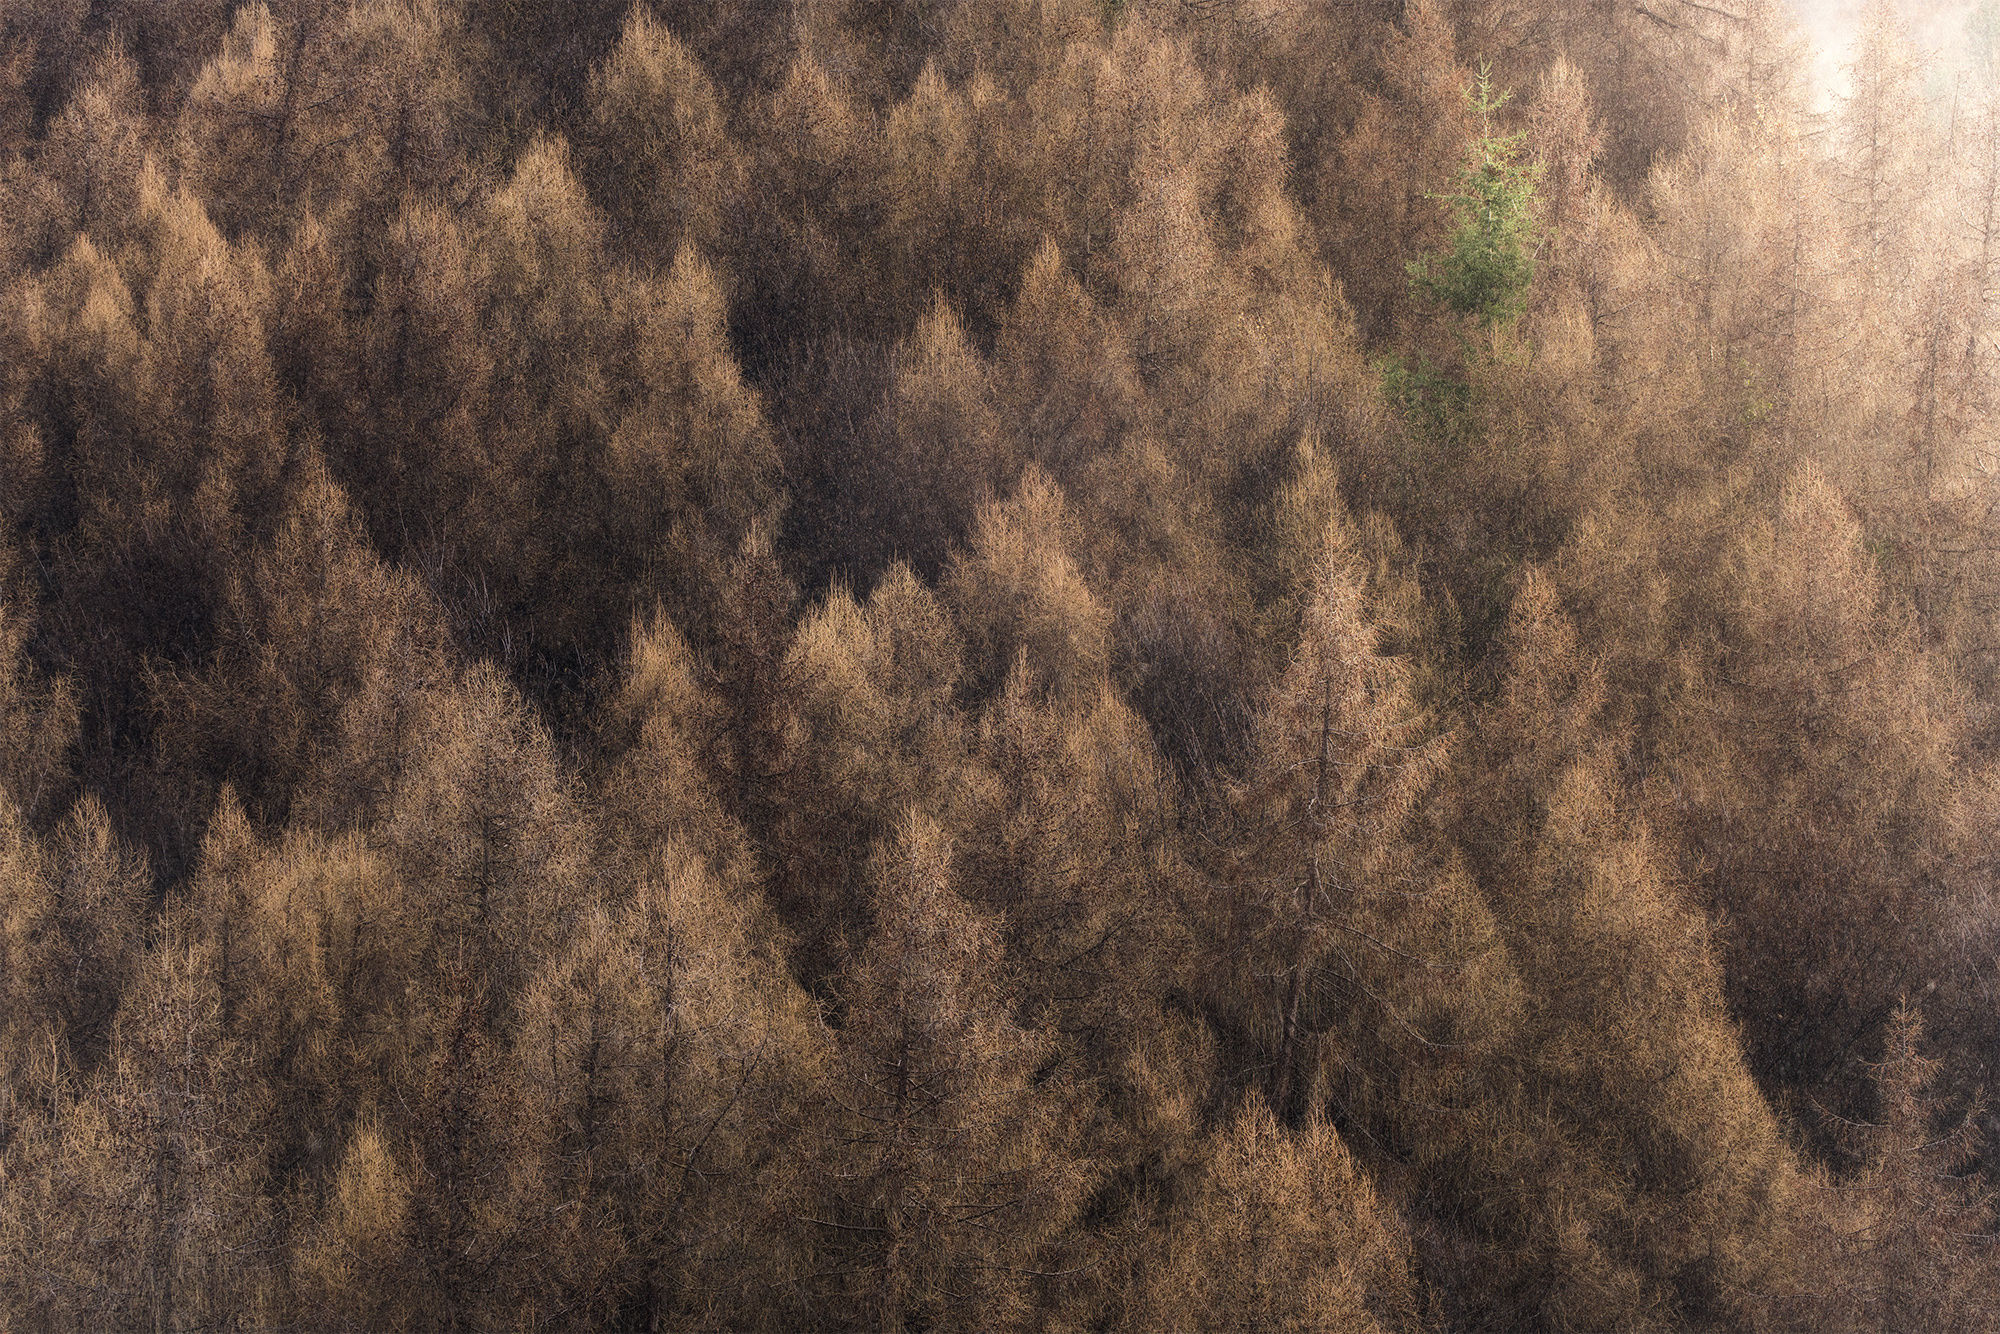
[1,0,1998,1328]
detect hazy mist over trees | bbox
[1,0,1999,1328]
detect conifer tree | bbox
[289,1117,420,1332]
[1273,0,1472,341]
[395,962,524,1331]
[737,47,882,373]
[861,297,1011,577]
[474,0,627,133]
[351,664,589,1006]
[1128,1100,1422,1334]
[595,609,752,889]
[91,0,234,109]
[182,795,423,1208]
[943,467,1109,705]
[807,811,1089,1333]
[507,849,823,1328]
[1446,567,1810,1331]
[594,243,782,658]
[178,0,356,241]
[768,564,977,983]
[0,539,75,824]
[1663,463,1983,1112]
[21,167,291,871]
[32,42,150,253]
[40,797,148,1071]
[1799,1003,2000,1333]
[1409,65,1542,334]
[1838,1,1927,291]
[0,795,59,1115]
[701,519,800,832]
[965,661,1187,1088]
[1,912,273,1332]
[991,238,1144,484]
[153,453,447,830]
[1226,504,1451,1127]
[1485,755,1804,1331]
[0,0,83,155]
[336,0,473,210]
[581,7,745,256]
[946,468,1190,1094]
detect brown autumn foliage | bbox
[2,2,1999,1329]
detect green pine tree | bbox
[1408,64,1541,331]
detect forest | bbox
[1,0,1998,1328]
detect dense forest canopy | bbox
[2,0,2000,1329]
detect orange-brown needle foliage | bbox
[5,2,2000,1328]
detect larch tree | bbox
[180,796,426,1224]
[0,0,82,155]
[1484,756,1806,1332]
[766,564,981,986]
[591,243,782,661]
[736,46,882,375]
[506,848,824,1329]
[1225,501,1454,1128]
[1795,1003,2000,1333]
[1127,1099,1422,1334]
[29,41,151,255]
[0,537,75,824]
[333,193,495,574]
[806,810,1090,1334]
[348,663,590,1008]
[16,167,291,875]
[335,0,474,209]
[89,0,235,111]
[151,452,448,832]
[177,0,359,242]
[594,608,754,891]
[942,466,1110,706]
[1662,463,1997,1116]
[945,467,1190,1097]
[1434,573,1809,1332]
[36,797,149,1073]
[471,0,627,134]
[858,297,1012,578]
[9,911,274,1333]
[991,238,1145,486]
[288,1115,421,1332]
[581,7,746,257]
[0,802,151,1327]
[1277,0,1472,343]
[1837,0,1928,293]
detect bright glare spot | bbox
[1790,0,1996,108]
